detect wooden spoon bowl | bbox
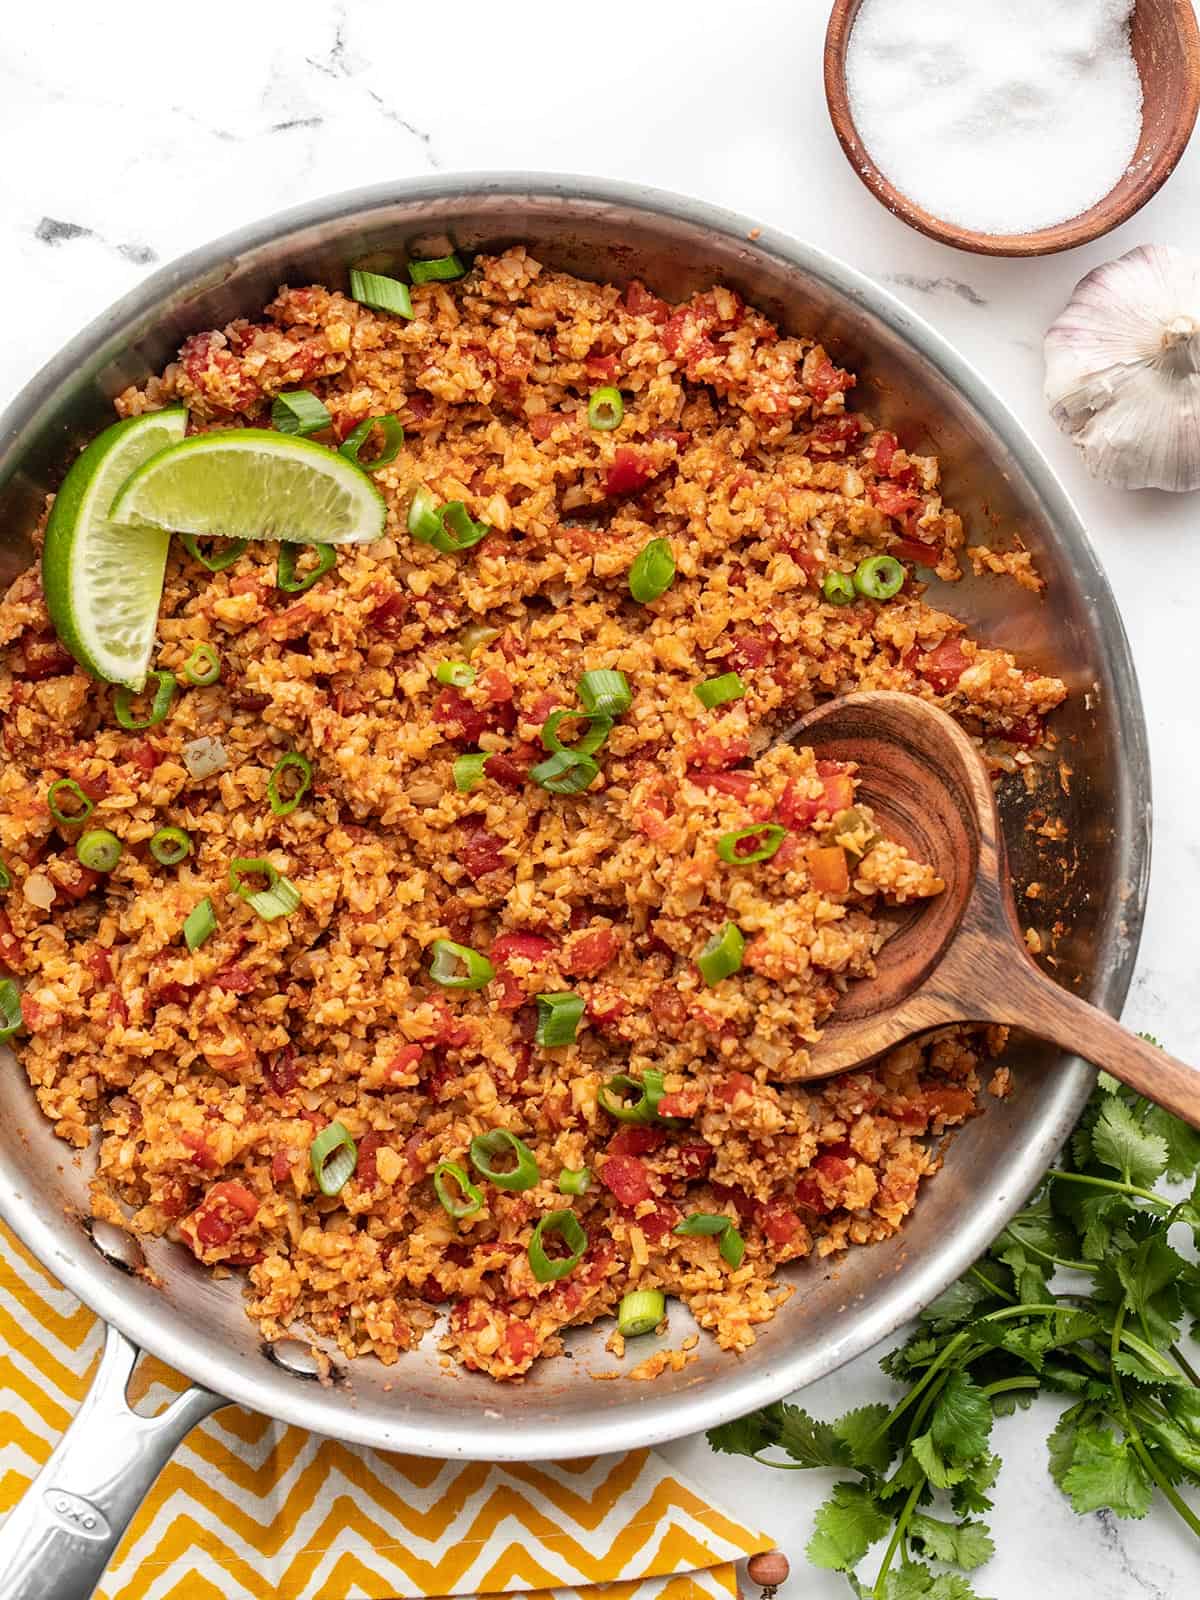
[824,0,1200,258]
[791,692,1200,1128]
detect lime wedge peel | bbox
[42,407,188,690]
[110,429,388,548]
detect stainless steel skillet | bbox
[0,175,1150,1600]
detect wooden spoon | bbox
[789,691,1200,1129]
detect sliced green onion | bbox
[822,570,856,606]
[720,1224,746,1268]
[672,1213,745,1268]
[271,390,332,436]
[434,1160,484,1219]
[673,1213,731,1237]
[183,644,221,687]
[453,753,489,793]
[114,671,176,731]
[436,661,476,688]
[534,991,584,1047]
[76,829,122,873]
[469,1129,540,1191]
[854,554,905,601]
[349,268,413,319]
[528,1209,587,1282]
[716,824,788,866]
[578,669,632,717]
[540,708,613,758]
[267,752,313,818]
[229,858,302,922]
[429,939,495,990]
[530,751,599,795]
[179,533,249,572]
[47,779,92,826]
[629,538,676,604]
[696,922,744,986]
[409,253,465,283]
[310,1121,357,1196]
[150,826,191,866]
[183,897,216,951]
[559,1167,591,1196]
[408,488,490,556]
[277,542,336,594]
[599,1069,666,1125]
[694,672,745,709]
[587,387,624,431]
[339,414,404,472]
[617,1289,665,1337]
[0,979,22,1044]
[0,858,10,894]
[460,623,501,657]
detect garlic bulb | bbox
[1044,244,1200,493]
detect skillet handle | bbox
[0,1323,225,1600]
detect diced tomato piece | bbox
[212,964,255,994]
[425,1058,458,1103]
[264,1045,298,1096]
[585,353,617,381]
[891,537,941,565]
[718,1072,756,1105]
[387,1043,424,1080]
[777,772,855,829]
[15,632,74,680]
[187,1180,258,1249]
[483,751,530,792]
[692,771,754,804]
[434,687,490,745]
[530,412,556,442]
[870,482,923,520]
[504,1321,538,1363]
[599,1154,653,1206]
[108,992,129,1024]
[917,638,970,693]
[815,1152,851,1182]
[481,668,514,703]
[726,627,777,671]
[491,931,557,964]
[271,1150,292,1183]
[85,949,113,985]
[0,910,22,971]
[649,986,687,1027]
[368,589,410,636]
[759,1199,802,1246]
[810,415,864,452]
[802,348,855,404]
[588,988,629,1030]
[673,1140,714,1177]
[20,994,49,1032]
[459,825,507,881]
[403,390,434,423]
[871,431,898,475]
[794,1175,831,1215]
[808,845,850,896]
[356,1131,384,1187]
[605,446,652,497]
[622,280,670,323]
[634,1201,681,1242]
[126,740,163,775]
[686,735,750,772]
[657,1088,702,1117]
[709,1182,757,1223]
[564,927,619,977]
[647,426,691,449]
[1004,716,1041,747]
[53,865,101,903]
[609,1125,665,1159]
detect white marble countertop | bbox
[3,1,1198,1594]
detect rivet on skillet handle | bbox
[0,1323,225,1600]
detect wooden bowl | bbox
[824,0,1200,257]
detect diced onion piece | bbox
[183,736,228,779]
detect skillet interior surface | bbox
[0,175,1150,1459]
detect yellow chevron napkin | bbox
[0,1220,772,1600]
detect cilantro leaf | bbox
[932,1371,994,1464]
[834,1404,896,1475]
[1115,1235,1186,1348]
[1090,1097,1168,1187]
[882,1563,992,1600]
[776,1404,853,1469]
[921,1269,1005,1332]
[706,1408,778,1458]
[805,1481,891,1571]
[1143,1414,1200,1478]
[908,1513,995,1570]
[1142,1104,1200,1183]
[1060,1424,1154,1518]
[950,1452,1001,1517]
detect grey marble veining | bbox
[1,1,1198,1594]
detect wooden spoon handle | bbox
[995,961,1200,1130]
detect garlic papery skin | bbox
[1044,244,1200,493]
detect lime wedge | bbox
[109,429,387,547]
[42,407,188,690]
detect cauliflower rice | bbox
[0,248,1066,1379]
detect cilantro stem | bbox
[981,1376,1040,1398]
[871,1476,923,1600]
[1110,1303,1200,1541]
[1001,1223,1096,1274]
[970,1262,1016,1301]
[1170,1343,1200,1388]
[1046,1168,1170,1209]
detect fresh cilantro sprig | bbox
[709,1054,1200,1599]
